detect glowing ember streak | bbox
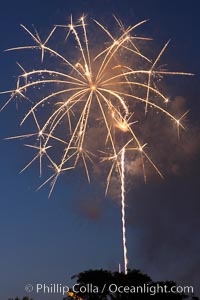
[121,147,128,274]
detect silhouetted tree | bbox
[65,269,199,300]
[72,269,113,300]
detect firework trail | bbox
[121,147,128,274]
[0,15,192,273]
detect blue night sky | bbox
[0,1,200,299]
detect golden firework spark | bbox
[0,15,193,273]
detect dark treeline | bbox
[64,269,199,300]
[9,269,199,300]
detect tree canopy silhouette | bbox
[65,269,198,300]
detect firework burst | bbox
[0,15,192,273]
